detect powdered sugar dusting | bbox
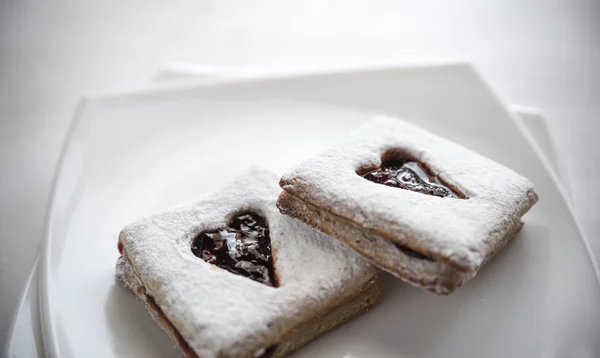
[118,168,376,357]
[280,115,538,272]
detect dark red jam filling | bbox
[395,243,433,261]
[257,345,277,358]
[362,159,460,198]
[191,212,277,287]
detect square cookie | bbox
[116,168,377,358]
[277,116,538,294]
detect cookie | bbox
[116,168,378,358]
[277,116,538,294]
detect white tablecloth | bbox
[1,0,598,346]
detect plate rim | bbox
[83,59,473,99]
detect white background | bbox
[1,0,599,347]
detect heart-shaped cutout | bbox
[191,212,277,287]
[361,156,464,199]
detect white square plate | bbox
[3,71,574,358]
[40,63,600,358]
